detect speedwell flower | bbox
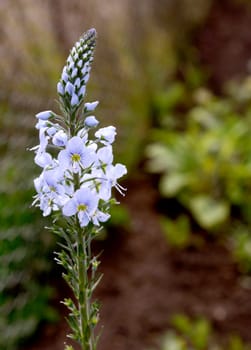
[95,163,127,201]
[95,126,117,145]
[62,187,99,227]
[58,136,96,174]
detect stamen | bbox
[72,153,81,162]
[78,204,87,211]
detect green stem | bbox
[77,226,94,350]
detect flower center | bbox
[49,186,56,192]
[77,204,87,212]
[71,153,81,162]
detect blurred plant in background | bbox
[146,73,251,273]
[0,109,57,350]
[0,4,63,348]
[153,314,251,350]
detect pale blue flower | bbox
[96,163,127,200]
[81,63,89,76]
[84,116,99,128]
[95,126,117,145]
[77,128,89,141]
[33,168,70,216]
[68,59,74,70]
[35,119,47,130]
[33,175,56,217]
[58,136,96,173]
[52,130,68,147]
[65,81,75,96]
[39,127,50,148]
[43,168,69,203]
[96,145,113,169]
[63,187,99,227]
[57,82,64,95]
[34,127,52,168]
[77,60,83,68]
[84,101,99,112]
[43,170,63,195]
[36,110,53,120]
[92,210,110,226]
[71,93,79,106]
[47,126,58,137]
[71,67,78,78]
[62,67,69,82]
[78,85,86,98]
[35,150,52,168]
[75,77,81,89]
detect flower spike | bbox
[32,28,127,350]
[57,28,97,115]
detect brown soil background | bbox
[23,1,251,349]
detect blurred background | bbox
[2,0,251,349]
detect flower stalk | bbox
[32,28,127,349]
[77,228,92,349]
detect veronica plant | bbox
[31,28,127,350]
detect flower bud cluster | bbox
[32,29,127,228]
[57,28,96,113]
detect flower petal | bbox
[63,199,77,216]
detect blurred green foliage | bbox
[0,108,57,349]
[155,314,251,350]
[147,74,251,271]
[106,204,131,230]
[0,6,64,346]
[171,314,211,350]
[160,215,192,248]
[230,223,251,274]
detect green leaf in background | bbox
[146,144,177,172]
[161,332,186,350]
[228,335,251,350]
[171,314,211,350]
[157,313,251,350]
[188,195,229,229]
[161,216,191,248]
[231,224,251,274]
[153,82,186,114]
[159,173,192,197]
